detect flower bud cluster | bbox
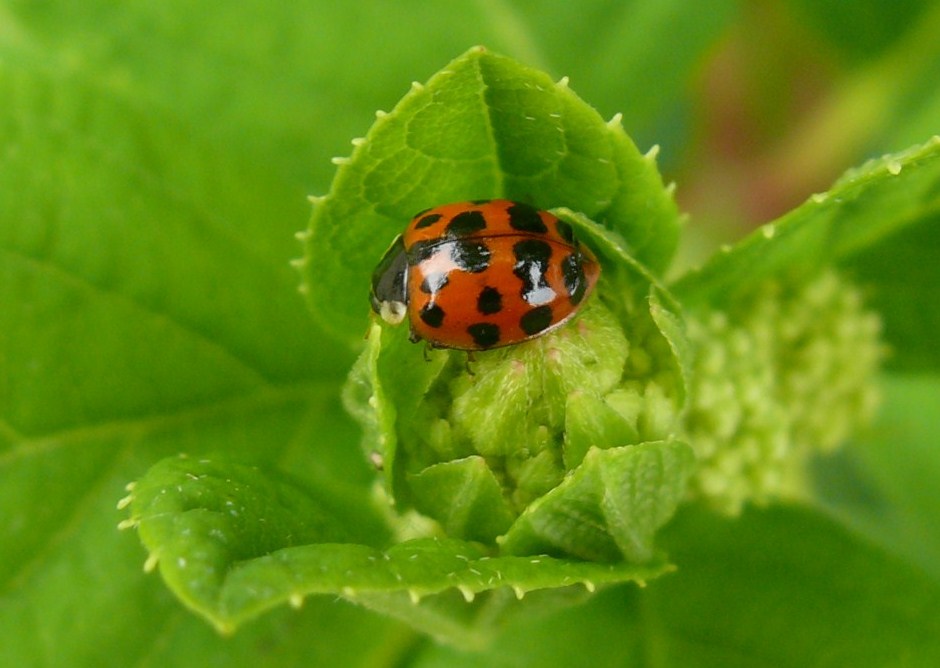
[682,272,883,513]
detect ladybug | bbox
[369,199,600,351]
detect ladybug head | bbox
[370,234,408,325]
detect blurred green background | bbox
[7,0,938,252]
[2,1,939,666]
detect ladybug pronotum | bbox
[369,199,601,351]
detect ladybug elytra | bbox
[369,199,600,351]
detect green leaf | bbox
[501,441,695,563]
[128,454,668,642]
[843,216,940,371]
[409,457,516,544]
[0,29,382,667]
[673,137,940,370]
[563,391,640,470]
[413,504,940,667]
[816,373,940,582]
[673,137,940,308]
[302,46,681,344]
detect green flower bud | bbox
[343,220,694,561]
[682,271,883,513]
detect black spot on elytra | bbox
[562,252,587,304]
[408,239,439,265]
[476,286,503,315]
[513,239,554,305]
[555,219,575,244]
[520,305,554,336]
[446,210,488,237]
[414,213,442,229]
[420,302,445,328]
[467,322,500,348]
[420,272,449,295]
[452,240,491,273]
[507,202,547,233]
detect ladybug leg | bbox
[422,342,433,363]
[464,351,476,376]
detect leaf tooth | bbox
[124,481,137,492]
[289,593,304,609]
[607,112,623,129]
[294,229,312,242]
[665,181,677,196]
[297,283,310,296]
[511,585,526,600]
[331,156,351,166]
[117,517,138,530]
[810,192,828,204]
[289,257,307,270]
[457,586,475,603]
[408,589,421,604]
[410,80,424,91]
[342,586,356,598]
[143,553,159,573]
[116,494,133,510]
[556,75,570,88]
[644,144,661,161]
[307,194,326,205]
[761,224,777,239]
[375,109,388,119]
[582,580,596,593]
[886,160,902,175]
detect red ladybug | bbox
[370,199,600,351]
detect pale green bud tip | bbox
[682,271,883,514]
[403,295,685,513]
